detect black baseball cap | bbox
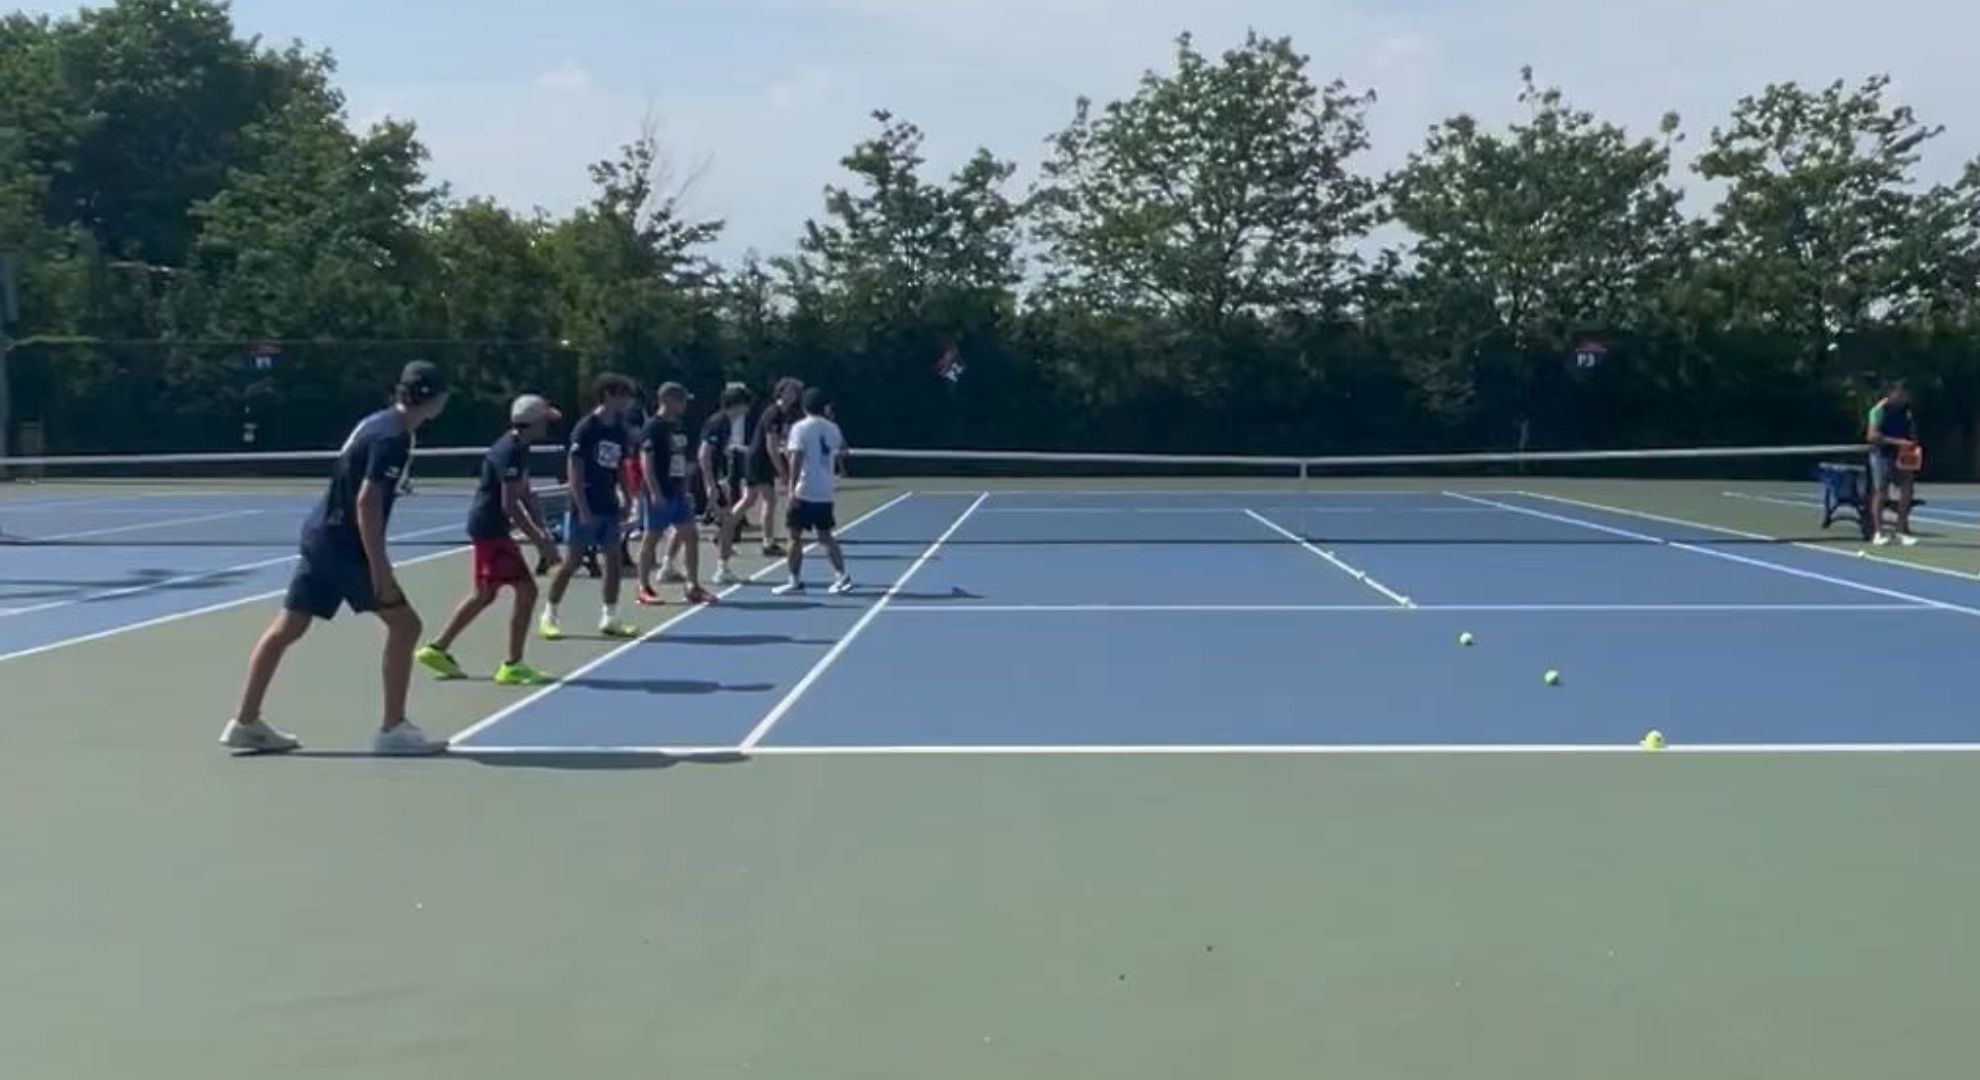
[398,360,447,403]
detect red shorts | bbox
[622,460,644,494]
[471,537,531,589]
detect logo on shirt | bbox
[594,441,624,471]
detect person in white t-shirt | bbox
[775,388,854,596]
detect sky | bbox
[37,0,1980,263]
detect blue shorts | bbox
[642,494,692,532]
[285,545,380,620]
[562,511,622,552]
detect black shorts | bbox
[744,451,779,488]
[787,499,836,534]
[285,546,380,620]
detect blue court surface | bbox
[0,486,469,661]
[445,485,1980,755]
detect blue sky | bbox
[37,0,1980,263]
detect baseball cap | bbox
[398,360,446,403]
[510,393,562,425]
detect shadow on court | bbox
[256,749,750,770]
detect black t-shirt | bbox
[700,412,745,476]
[467,431,530,540]
[641,415,691,501]
[752,403,795,467]
[300,408,412,559]
[567,412,631,515]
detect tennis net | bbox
[0,445,571,548]
[0,440,1876,548]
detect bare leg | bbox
[601,534,624,607]
[431,586,496,651]
[235,610,312,722]
[636,529,662,595]
[547,542,584,606]
[375,602,424,730]
[1897,475,1916,535]
[785,529,806,582]
[507,578,538,663]
[674,521,703,591]
[820,529,846,577]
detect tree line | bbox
[5,0,1979,470]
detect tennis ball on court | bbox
[1458,632,1475,647]
[1543,669,1562,686]
[1640,730,1666,752]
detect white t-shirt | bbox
[786,415,843,503]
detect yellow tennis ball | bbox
[1640,730,1666,751]
[1543,670,1561,686]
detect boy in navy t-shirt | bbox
[414,394,564,687]
[218,360,452,757]
[539,372,641,640]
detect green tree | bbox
[1032,32,1376,332]
[784,110,1023,439]
[1383,69,1688,443]
[42,0,330,264]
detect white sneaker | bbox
[1899,533,1919,547]
[828,576,855,595]
[373,721,448,757]
[772,580,806,596]
[713,564,740,585]
[1873,532,1892,547]
[219,718,301,754]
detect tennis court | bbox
[6,447,1980,1080]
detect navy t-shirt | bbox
[641,415,691,501]
[467,431,529,540]
[300,409,412,559]
[567,412,631,516]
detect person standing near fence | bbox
[1867,381,1920,547]
[218,361,452,756]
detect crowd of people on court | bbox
[216,361,851,756]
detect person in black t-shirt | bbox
[635,382,716,606]
[414,394,564,687]
[700,383,761,584]
[219,360,451,757]
[540,372,641,641]
[730,376,802,570]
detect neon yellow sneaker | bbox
[415,644,467,680]
[537,612,565,641]
[598,619,640,639]
[493,662,556,687]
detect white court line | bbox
[1520,489,1980,586]
[24,508,265,542]
[0,523,471,664]
[446,492,918,748]
[1448,491,1980,619]
[737,493,990,751]
[1722,489,1980,531]
[973,506,1500,516]
[453,741,1980,757]
[0,520,465,622]
[882,602,1931,614]
[1243,508,1412,607]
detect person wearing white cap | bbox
[413,393,564,687]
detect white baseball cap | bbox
[510,394,562,425]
